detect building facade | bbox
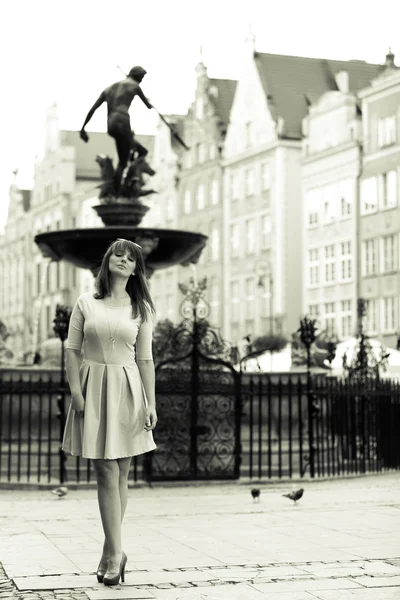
[358,51,400,346]
[0,177,32,357]
[301,88,362,340]
[141,114,184,322]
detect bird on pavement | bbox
[51,486,68,498]
[283,488,304,505]
[251,488,261,502]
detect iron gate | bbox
[151,315,241,480]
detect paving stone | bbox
[252,577,363,593]
[85,589,155,599]
[311,588,400,599]
[13,575,98,590]
[351,575,400,588]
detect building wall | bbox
[359,69,400,346]
[0,183,32,357]
[142,116,182,323]
[301,91,362,340]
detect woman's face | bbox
[108,248,136,278]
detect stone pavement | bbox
[0,473,399,600]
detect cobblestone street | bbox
[0,473,399,599]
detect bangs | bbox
[112,239,141,259]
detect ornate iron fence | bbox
[1,367,400,484]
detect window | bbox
[231,173,239,200]
[379,170,397,209]
[197,143,205,164]
[209,143,216,161]
[308,248,319,286]
[230,281,240,322]
[306,188,319,226]
[324,302,336,336]
[378,116,396,148]
[210,223,220,261]
[261,215,272,249]
[308,304,320,319]
[195,97,204,119]
[339,179,353,217]
[36,263,41,295]
[245,122,253,147]
[382,297,396,332]
[245,219,256,254]
[46,305,51,337]
[166,197,174,221]
[210,278,220,324]
[196,184,205,210]
[382,234,397,273]
[361,177,378,214]
[340,300,352,338]
[262,163,271,190]
[365,299,378,334]
[230,223,240,258]
[245,169,255,197]
[184,190,192,214]
[362,239,378,276]
[210,179,219,205]
[324,245,335,283]
[245,277,255,319]
[322,184,336,223]
[340,241,352,281]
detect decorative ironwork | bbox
[342,298,390,382]
[53,304,72,485]
[151,274,241,480]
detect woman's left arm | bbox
[136,315,157,431]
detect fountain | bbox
[35,67,207,275]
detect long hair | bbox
[94,239,155,321]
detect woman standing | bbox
[62,238,157,586]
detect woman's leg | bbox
[118,456,132,522]
[92,459,122,570]
[99,457,132,560]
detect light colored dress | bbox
[61,292,157,459]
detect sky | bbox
[1,0,399,232]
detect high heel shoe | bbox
[96,558,108,583]
[103,552,127,586]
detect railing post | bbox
[53,304,71,485]
[298,317,318,478]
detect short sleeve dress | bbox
[61,292,157,459]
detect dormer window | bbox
[196,97,204,119]
[378,116,396,148]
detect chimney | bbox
[335,71,349,93]
[245,24,256,55]
[384,47,395,69]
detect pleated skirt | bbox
[62,360,157,459]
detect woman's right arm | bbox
[65,298,85,411]
[66,349,85,412]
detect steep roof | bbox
[164,115,186,152]
[208,78,237,125]
[254,52,384,139]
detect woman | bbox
[62,238,157,586]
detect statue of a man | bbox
[80,66,153,193]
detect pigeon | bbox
[51,486,68,498]
[283,488,304,505]
[251,488,261,502]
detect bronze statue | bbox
[95,154,156,201]
[80,66,153,194]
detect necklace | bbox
[104,305,123,350]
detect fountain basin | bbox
[35,228,207,275]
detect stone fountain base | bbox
[35,227,207,277]
[93,202,150,227]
